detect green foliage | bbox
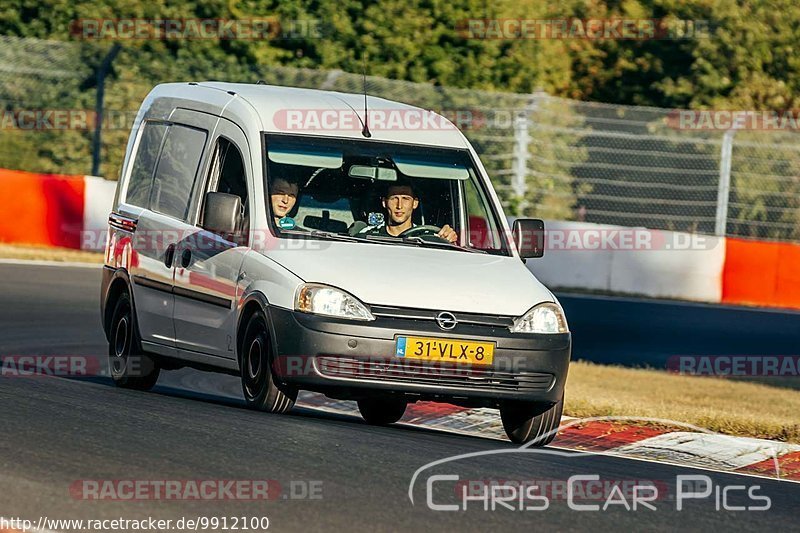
[4,0,800,110]
[1,0,799,238]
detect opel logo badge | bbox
[436,311,457,330]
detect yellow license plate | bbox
[396,336,494,365]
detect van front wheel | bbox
[241,311,296,414]
[500,398,563,445]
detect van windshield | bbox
[263,133,511,256]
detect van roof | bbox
[148,82,471,149]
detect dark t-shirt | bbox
[365,225,391,236]
[362,223,415,237]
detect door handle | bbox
[164,244,176,268]
[181,248,192,268]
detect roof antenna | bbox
[361,54,372,138]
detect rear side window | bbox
[125,122,167,207]
[150,125,207,220]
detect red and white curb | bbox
[297,392,800,482]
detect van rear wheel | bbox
[500,398,563,445]
[241,311,296,413]
[357,398,407,425]
[108,292,160,390]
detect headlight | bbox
[510,302,568,334]
[295,283,375,321]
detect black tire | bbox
[240,311,296,413]
[108,292,160,390]
[500,398,563,446]
[357,398,407,425]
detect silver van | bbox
[101,82,571,444]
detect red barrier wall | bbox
[0,168,85,248]
[722,237,800,309]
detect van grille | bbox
[369,305,515,328]
[315,356,553,393]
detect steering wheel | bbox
[399,225,448,242]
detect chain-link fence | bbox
[0,36,95,173]
[521,98,800,242]
[2,36,799,242]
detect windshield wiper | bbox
[403,236,487,253]
[308,230,362,242]
[360,233,422,247]
[362,233,486,253]
[281,229,362,243]
[287,230,488,253]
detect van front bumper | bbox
[266,306,571,408]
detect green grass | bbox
[565,360,800,443]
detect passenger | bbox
[364,182,458,243]
[269,177,299,228]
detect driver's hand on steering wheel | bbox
[437,224,458,243]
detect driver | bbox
[363,182,458,243]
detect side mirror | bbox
[512,218,545,259]
[202,192,241,235]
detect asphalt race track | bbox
[0,263,798,532]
